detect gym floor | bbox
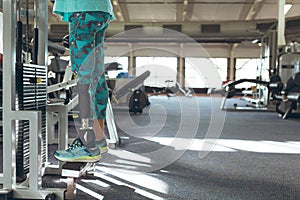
[2,95,300,199]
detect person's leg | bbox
[93,119,105,141]
[90,27,109,153]
[92,75,109,154]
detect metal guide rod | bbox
[106,98,119,145]
[2,0,17,190]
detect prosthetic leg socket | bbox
[77,84,98,153]
[77,83,91,119]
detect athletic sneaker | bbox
[95,139,108,154]
[54,138,101,162]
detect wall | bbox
[105,42,261,58]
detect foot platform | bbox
[62,162,95,177]
[62,162,95,199]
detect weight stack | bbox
[15,63,47,181]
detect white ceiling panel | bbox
[286,4,300,18]
[255,4,277,20]
[192,4,244,21]
[127,4,177,22]
[255,1,300,20]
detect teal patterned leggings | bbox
[69,11,111,119]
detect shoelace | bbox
[67,138,83,151]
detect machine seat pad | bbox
[287,93,300,102]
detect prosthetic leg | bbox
[77,83,99,154]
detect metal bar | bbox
[106,98,119,145]
[16,21,23,64]
[28,111,42,189]
[47,80,77,93]
[37,0,48,66]
[2,0,17,190]
[32,28,39,64]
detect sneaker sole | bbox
[54,154,101,163]
[100,146,108,154]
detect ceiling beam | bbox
[118,0,130,22]
[244,0,265,20]
[176,0,195,22]
[185,0,195,22]
[111,0,125,21]
[48,18,300,43]
[176,0,184,22]
[239,1,252,20]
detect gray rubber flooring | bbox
[2,95,300,199]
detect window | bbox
[235,58,261,89]
[136,57,177,87]
[210,58,228,82]
[185,58,222,88]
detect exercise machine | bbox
[151,80,192,98]
[269,50,300,119]
[109,70,151,113]
[0,0,65,199]
[277,51,300,84]
[220,79,271,111]
[269,72,300,119]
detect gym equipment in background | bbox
[109,70,151,112]
[128,89,150,114]
[269,72,300,119]
[220,79,270,111]
[150,80,192,98]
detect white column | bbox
[177,43,184,87]
[277,0,286,47]
[229,44,238,81]
[128,43,136,76]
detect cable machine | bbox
[0,0,65,199]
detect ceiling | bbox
[7,0,299,22]
[44,0,300,43]
[3,1,300,44]
[107,0,300,22]
[47,0,300,22]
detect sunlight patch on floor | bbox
[145,137,300,154]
